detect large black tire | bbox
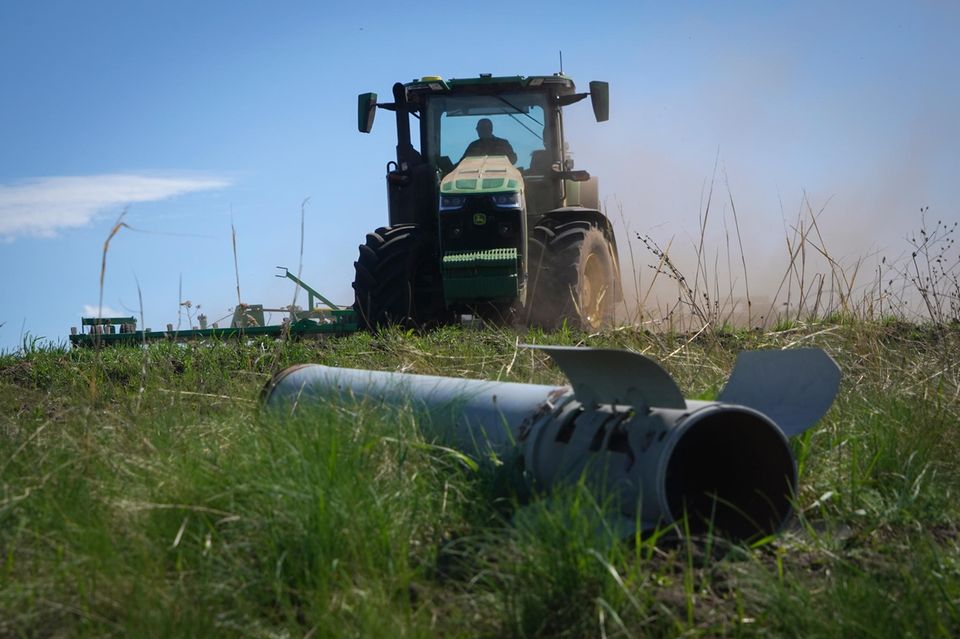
[526,221,618,331]
[352,224,450,330]
[524,224,558,328]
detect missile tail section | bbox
[263,346,841,541]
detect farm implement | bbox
[69,267,357,347]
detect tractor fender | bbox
[537,207,615,242]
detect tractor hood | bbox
[440,156,523,195]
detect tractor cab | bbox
[358,74,608,227]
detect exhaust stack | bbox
[262,346,840,540]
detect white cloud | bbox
[82,304,125,318]
[0,173,231,240]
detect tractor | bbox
[352,73,621,330]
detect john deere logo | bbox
[473,213,487,225]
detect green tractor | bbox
[353,73,621,330]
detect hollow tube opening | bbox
[664,408,796,541]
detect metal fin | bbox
[717,348,841,436]
[528,345,686,409]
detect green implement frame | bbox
[275,267,340,312]
[69,313,358,347]
[68,268,359,347]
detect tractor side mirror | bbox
[358,92,378,133]
[589,81,609,122]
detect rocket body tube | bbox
[518,398,795,536]
[263,363,568,458]
[262,347,840,540]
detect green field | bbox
[1,322,958,638]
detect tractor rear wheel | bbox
[532,222,617,331]
[352,224,450,330]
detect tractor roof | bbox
[404,74,578,97]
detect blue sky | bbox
[1,1,958,349]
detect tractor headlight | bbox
[491,192,521,209]
[440,195,466,211]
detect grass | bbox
[1,321,958,637]
[2,195,957,635]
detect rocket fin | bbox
[717,348,841,436]
[528,345,686,409]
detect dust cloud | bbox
[566,131,958,329]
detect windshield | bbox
[425,91,549,171]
